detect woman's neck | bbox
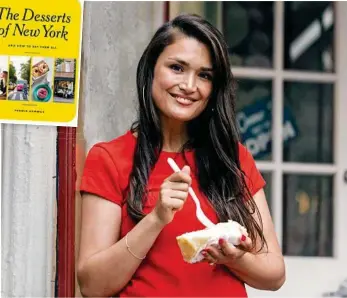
[161,119,188,152]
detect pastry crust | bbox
[177,237,197,262]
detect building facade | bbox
[1,2,346,297]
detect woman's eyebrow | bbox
[168,57,213,72]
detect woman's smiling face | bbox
[151,35,214,124]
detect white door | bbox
[170,1,347,296]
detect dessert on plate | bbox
[32,60,49,79]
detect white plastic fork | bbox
[167,158,215,228]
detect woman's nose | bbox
[179,74,197,93]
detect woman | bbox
[78,14,285,297]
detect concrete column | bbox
[80,1,164,151]
[1,124,57,297]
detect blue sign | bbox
[236,97,299,159]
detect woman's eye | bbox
[170,64,183,72]
[199,72,212,80]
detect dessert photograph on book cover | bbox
[31,57,54,103]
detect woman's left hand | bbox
[201,236,253,266]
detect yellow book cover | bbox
[0,0,83,126]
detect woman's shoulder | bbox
[237,142,258,178]
[81,131,136,205]
[237,142,265,195]
[237,142,253,163]
[88,130,136,163]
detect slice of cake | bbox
[176,220,247,263]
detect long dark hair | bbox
[127,14,266,251]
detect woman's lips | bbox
[170,93,196,106]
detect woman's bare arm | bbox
[225,189,286,290]
[77,168,192,297]
[77,193,165,297]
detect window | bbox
[170,1,336,257]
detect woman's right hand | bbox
[151,165,192,225]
